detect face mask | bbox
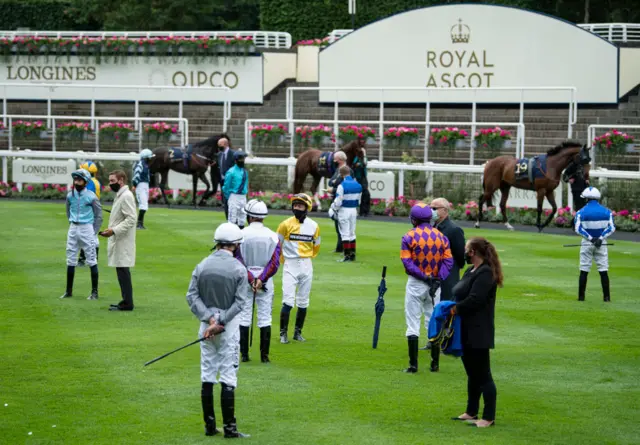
[74,184,85,192]
[292,209,307,222]
[430,215,437,226]
[236,161,245,168]
[464,251,473,264]
[109,183,121,193]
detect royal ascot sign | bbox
[0,56,264,103]
[13,159,76,184]
[318,5,619,104]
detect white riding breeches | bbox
[338,207,357,241]
[282,258,313,309]
[227,194,247,227]
[405,276,441,338]
[199,314,240,388]
[66,224,97,267]
[135,182,149,211]
[580,238,609,272]
[239,277,274,328]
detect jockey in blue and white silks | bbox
[329,166,362,262]
[573,186,615,302]
[133,148,154,229]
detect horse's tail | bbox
[481,178,494,207]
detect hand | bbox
[569,178,575,184]
[131,186,136,192]
[204,320,225,339]
[328,208,336,220]
[99,228,114,237]
[450,305,457,316]
[252,278,263,292]
[594,238,603,248]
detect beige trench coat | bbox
[107,186,137,268]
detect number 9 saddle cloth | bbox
[514,155,548,189]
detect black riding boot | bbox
[78,249,86,265]
[239,326,250,362]
[60,265,75,298]
[294,307,307,342]
[600,271,611,302]
[95,247,99,261]
[201,382,219,436]
[579,271,588,301]
[137,209,146,229]
[221,383,250,438]
[260,326,271,363]
[280,304,292,344]
[430,344,440,372]
[404,335,419,373]
[350,239,356,261]
[88,265,99,300]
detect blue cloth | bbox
[132,160,150,186]
[514,155,548,184]
[336,176,362,208]
[574,200,615,240]
[222,165,248,199]
[428,301,463,357]
[317,152,336,176]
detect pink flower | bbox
[618,210,629,217]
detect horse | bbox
[292,139,365,210]
[475,140,591,232]
[148,134,229,208]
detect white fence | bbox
[0,31,293,49]
[0,83,231,133]
[2,115,188,152]
[587,124,640,171]
[245,118,525,163]
[285,86,576,157]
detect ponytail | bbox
[468,237,504,287]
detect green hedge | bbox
[0,0,75,30]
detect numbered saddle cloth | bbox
[169,145,193,170]
[514,155,548,189]
[317,152,336,177]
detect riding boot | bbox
[404,335,419,373]
[221,383,250,438]
[201,382,219,436]
[60,265,75,298]
[350,239,356,261]
[260,326,271,363]
[339,247,351,262]
[137,209,146,229]
[78,249,86,266]
[430,344,440,372]
[280,304,292,344]
[578,271,588,301]
[239,326,250,362]
[294,307,307,342]
[599,271,611,302]
[95,247,99,261]
[88,265,99,300]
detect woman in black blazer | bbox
[450,237,503,428]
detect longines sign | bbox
[319,4,618,104]
[1,56,264,103]
[13,159,76,184]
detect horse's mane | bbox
[193,133,230,149]
[546,140,582,156]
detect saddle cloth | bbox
[514,155,548,188]
[169,145,193,170]
[317,151,336,177]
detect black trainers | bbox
[293,330,306,342]
[60,292,72,299]
[430,360,440,372]
[223,423,250,438]
[87,290,99,300]
[403,366,418,373]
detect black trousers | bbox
[359,187,371,216]
[220,179,229,219]
[334,219,343,252]
[461,348,497,421]
[116,267,134,308]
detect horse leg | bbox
[499,183,514,231]
[540,189,558,232]
[475,179,499,229]
[159,171,170,208]
[191,174,198,209]
[535,188,546,232]
[310,176,321,212]
[293,170,305,194]
[198,172,212,206]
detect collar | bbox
[116,185,129,197]
[216,248,234,256]
[249,221,264,228]
[435,217,448,228]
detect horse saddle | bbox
[514,155,547,188]
[317,151,336,176]
[169,145,193,170]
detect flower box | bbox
[250,124,287,146]
[429,127,469,153]
[11,120,46,139]
[383,127,420,146]
[295,125,335,147]
[474,127,512,156]
[99,122,135,145]
[338,125,376,144]
[143,122,179,144]
[56,121,92,142]
[593,130,636,164]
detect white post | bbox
[398,169,405,198]
[134,100,139,130]
[52,118,56,152]
[2,156,7,183]
[378,96,384,162]
[47,98,52,129]
[424,102,430,163]
[519,90,525,158]
[334,92,339,151]
[470,102,477,165]
[90,99,95,130]
[2,96,6,127]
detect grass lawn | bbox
[1,200,639,445]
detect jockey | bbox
[222,151,249,229]
[574,186,615,302]
[329,165,362,262]
[133,148,154,230]
[78,160,101,266]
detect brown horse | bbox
[293,139,365,210]
[475,141,591,232]
[148,134,229,208]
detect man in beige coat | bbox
[99,170,137,311]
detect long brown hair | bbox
[468,237,504,287]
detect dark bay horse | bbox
[148,134,229,208]
[293,139,365,210]
[475,141,591,232]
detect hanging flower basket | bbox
[12,120,46,139]
[338,125,376,144]
[250,123,287,146]
[56,121,92,142]
[593,130,636,164]
[295,125,335,148]
[474,127,512,158]
[429,127,469,155]
[99,122,135,146]
[143,122,179,145]
[383,127,419,146]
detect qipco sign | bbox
[171,70,239,89]
[367,172,395,200]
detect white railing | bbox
[2,115,188,152]
[327,29,353,43]
[0,31,293,48]
[285,86,576,158]
[577,23,640,43]
[587,124,640,170]
[0,83,230,133]
[245,118,525,164]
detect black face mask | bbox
[292,209,307,222]
[236,161,245,168]
[109,183,121,193]
[464,252,473,264]
[74,184,85,192]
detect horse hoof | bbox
[474,222,480,229]
[505,223,515,231]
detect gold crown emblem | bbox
[451,19,470,44]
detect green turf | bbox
[1,201,639,444]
